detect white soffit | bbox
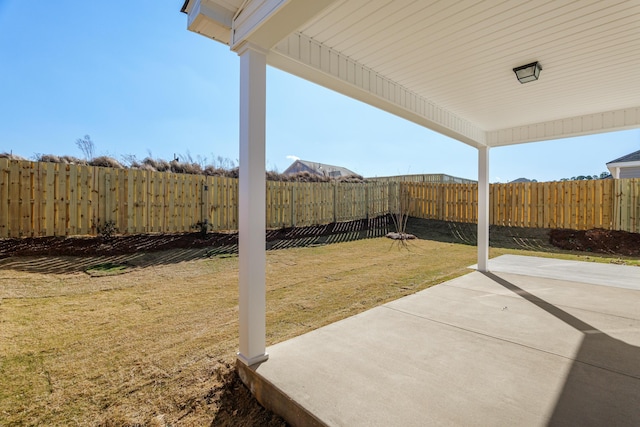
[185,0,640,148]
[183,0,244,44]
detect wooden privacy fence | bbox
[1,159,639,238]
[0,159,397,238]
[0,159,238,238]
[614,178,640,233]
[403,179,640,233]
[403,182,479,224]
[490,180,613,230]
[266,181,395,228]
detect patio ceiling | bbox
[183,0,640,148]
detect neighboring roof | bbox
[510,178,535,183]
[607,149,640,165]
[283,160,357,177]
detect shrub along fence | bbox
[0,159,638,238]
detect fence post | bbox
[201,179,209,227]
[291,184,296,227]
[333,182,337,223]
[104,172,112,228]
[365,183,369,220]
[613,179,622,231]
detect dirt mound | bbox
[549,228,640,257]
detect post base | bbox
[237,352,269,367]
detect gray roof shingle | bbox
[607,149,640,164]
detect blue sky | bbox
[1,1,638,182]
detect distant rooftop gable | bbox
[283,160,358,178]
[607,149,640,164]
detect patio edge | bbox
[236,358,328,427]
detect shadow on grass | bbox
[2,216,603,276]
[0,216,391,274]
[406,217,557,252]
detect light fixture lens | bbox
[513,61,541,83]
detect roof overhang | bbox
[607,160,640,176]
[182,0,640,149]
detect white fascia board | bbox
[607,160,640,169]
[487,107,640,147]
[269,32,486,148]
[232,0,285,47]
[231,0,339,52]
[186,0,235,44]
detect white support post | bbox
[477,146,490,272]
[237,43,269,366]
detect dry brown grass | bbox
[0,238,634,425]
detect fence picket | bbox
[0,159,9,237]
[9,161,20,236]
[633,179,640,233]
[20,161,32,236]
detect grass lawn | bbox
[0,237,637,425]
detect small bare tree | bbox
[388,182,416,249]
[76,135,95,161]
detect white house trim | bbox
[231,0,338,52]
[184,0,235,44]
[487,107,640,147]
[270,32,487,148]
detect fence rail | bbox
[1,159,638,238]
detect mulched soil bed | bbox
[0,216,392,259]
[1,216,638,259]
[549,228,640,257]
[0,232,238,259]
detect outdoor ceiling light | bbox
[513,61,542,84]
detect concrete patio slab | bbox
[473,254,640,290]
[239,255,640,426]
